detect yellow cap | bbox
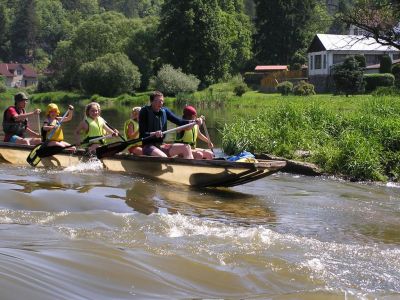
[46,103,60,116]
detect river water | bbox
[0,100,399,299]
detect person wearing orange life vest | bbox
[41,103,75,151]
[2,92,41,145]
[124,106,142,155]
[74,102,119,154]
[175,105,214,160]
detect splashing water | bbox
[64,157,103,172]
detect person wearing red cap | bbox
[175,105,214,160]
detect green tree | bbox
[0,1,10,61]
[158,0,252,86]
[51,11,137,89]
[78,52,141,97]
[9,0,37,62]
[254,0,317,65]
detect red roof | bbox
[0,63,38,78]
[255,65,288,71]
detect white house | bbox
[0,63,38,88]
[307,34,400,92]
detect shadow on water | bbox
[123,180,277,226]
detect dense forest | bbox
[0,0,354,95]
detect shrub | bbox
[354,54,366,68]
[276,81,293,96]
[154,64,200,96]
[293,80,315,96]
[233,83,247,96]
[379,54,392,73]
[372,86,400,96]
[333,56,364,96]
[391,64,400,88]
[363,73,394,93]
[0,81,6,93]
[37,76,56,92]
[79,52,141,97]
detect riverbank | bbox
[222,94,400,182]
[1,89,399,182]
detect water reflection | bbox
[123,181,277,225]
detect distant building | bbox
[0,63,38,88]
[307,34,400,92]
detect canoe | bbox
[0,142,286,188]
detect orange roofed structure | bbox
[0,63,38,88]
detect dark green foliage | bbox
[10,0,37,62]
[364,73,394,93]
[0,81,6,93]
[253,0,316,65]
[78,52,141,97]
[354,54,366,68]
[372,86,400,96]
[37,76,56,92]
[379,54,392,73]
[276,81,293,96]
[158,0,252,86]
[332,56,364,96]
[391,64,400,87]
[233,83,247,97]
[293,80,315,96]
[154,64,200,96]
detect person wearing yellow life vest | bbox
[175,105,214,160]
[74,102,119,154]
[41,103,75,151]
[123,106,142,155]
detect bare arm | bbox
[74,121,87,146]
[13,108,41,121]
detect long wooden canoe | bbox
[0,142,286,188]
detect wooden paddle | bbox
[35,134,114,159]
[96,122,196,159]
[27,109,71,166]
[201,117,215,156]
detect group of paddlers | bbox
[2,91,214,159]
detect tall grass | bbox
[222,95,400,181]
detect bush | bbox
[79,52,141,97]
[0,81,6,93]
[37,76,56,92]
[333,56,364,96]
[380,54,392,73]
[363,73,394,93]
[154,64,200,96]
[276,81,293,96]
[391,64,400,88]
[233,83,247,96]
[293,80,315,96]
[354,54,366,68]
[372,86,400,96]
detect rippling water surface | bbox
[0,161,399,300]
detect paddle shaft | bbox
[201,118,215,155]
[45,109,70,141]
[96,122,197,158]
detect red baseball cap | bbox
[183,105,197,116]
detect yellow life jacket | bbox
[83,116,107,144]
[175,124,198,149]
[44,118,64,142]
[124,119,141,146]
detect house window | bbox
[314,55,322,69]
[17,69,22,75]
[323,54,327,69]
[365,54,381,65]
[333,54,347,65]
[393,53,400,61]
[310,55,313,70]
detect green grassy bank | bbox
[221,94,400,182]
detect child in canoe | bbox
[74,102,119,154]
[124,106,142,155]
[175,105,214,160]
[41,103,75,151]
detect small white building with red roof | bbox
[0,63,38,88]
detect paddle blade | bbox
[96,142,128,159]
[37,145,66,158]
[26,143,43,167]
